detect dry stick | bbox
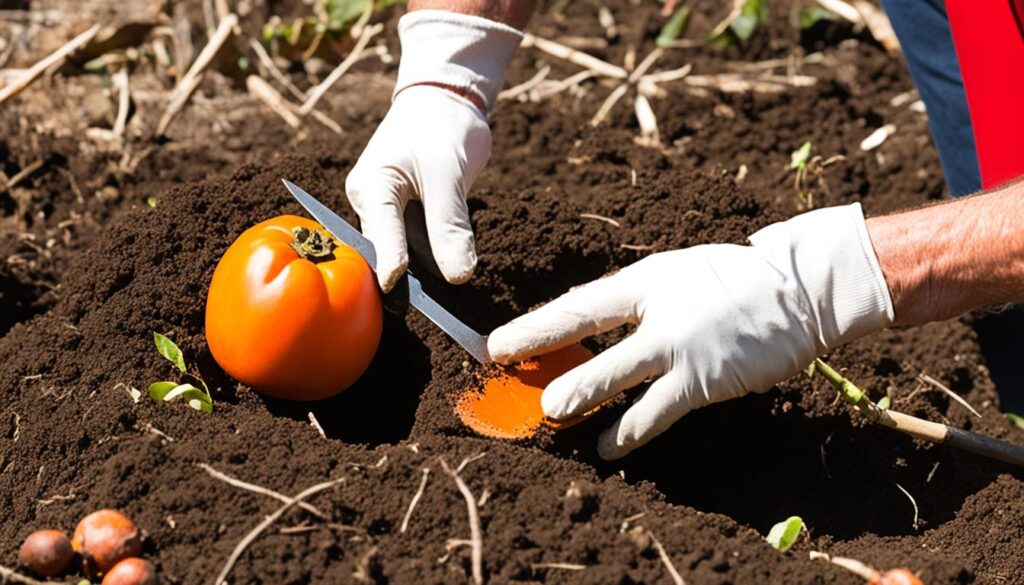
[579,213,621,227]
[598,6,618,39]
[918,373,982,418]
[628,48,663,83]
[439,457,484,585]
[249,38,307,101]
[591,82,629,126]
[157,13,239,135]
[531,69,599,101]
[112,68,130,138]
[521,34,627,79]
[216,476,346,585]
[815,0,862,23]
[247,75,301,128]
[0,565,63,585]
[197,463,327,520]
[531,562,587,571]
[808,551,879,581]
[0,24,100,105]
[300,23,383,116]
[641,63,692,85]
[6,160,44,189]
[400,467,431,533]
[497,65,551,101]
[648,530,685,585]
[308,411,327,438]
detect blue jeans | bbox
[881,0,981,197]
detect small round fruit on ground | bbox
[71,509,143,577]
[205,216,383,401]
[18,529,74,577]
[101,558,157,585]
[878,569,924,585]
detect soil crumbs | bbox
[2,1,1023,584]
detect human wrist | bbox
[395,9,523,114]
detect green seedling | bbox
[709,0,766,46]
[656,5,692,48]
[146,196,158,208]
[149,333,212,413]
[766,516,804,551]
[262,0,404,55]
[789,141,845,209]
[1006,413,1024,430]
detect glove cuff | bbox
[395,10,523,115]
[749,203,894,349]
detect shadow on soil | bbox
[259,312,431,446]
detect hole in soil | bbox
[556,392,1004,541]
[259,312,430,446]
[0,265,53,337]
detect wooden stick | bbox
[521,34,627,79]
[440,457,484,585]
[247,75,301,128]
[300,23,382,116]
[112,68,130,137]
[215,476,345,585]
[6,160,44,189]
[0,24,100,106]
[197,463,327,519]
[531,562,587,571]
[158,13,238,135]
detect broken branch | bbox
[0,24,100,106]
[440,456,484,585]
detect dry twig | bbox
[531,562,587,571]
[249,38,307,101]
[112,68,131,138]
[579,213,620,227]
[809,551,879,581]
[215,476,346,585]
[400,467,431,533]
[157,13,239,135]
[894,482,920,530]
[308,411,327,438]
[247,75,301,128]
[0,564,63,585]
[917,373,982,418]
[440,456,485,585]
[6,160,44,189]
[0,24,100,106]
[301,23,383,116]
[198,463,327,519]
[648,530,685,585]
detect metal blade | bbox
[282,179,491,364]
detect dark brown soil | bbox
[1,1,1022,584]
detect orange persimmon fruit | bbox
[206,215,382,401]
[456,344,597,438]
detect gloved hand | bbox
[487,203,894,460]
[345,10,522,291]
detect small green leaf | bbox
[791,141,812,169]
[766,516,804,551]
[804,362,816,378]
[238,56,250,71]
[799,6,837,30]
[656,6,692,48]
[149,382,212,413]
[1005,413,1024,429]
[877,396,891,410]
[146,196,158,207]
[710,0,766,46]
[77,580,92,585]
[154,332,186,373]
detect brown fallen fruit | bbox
[72,509,143,577]
[101,558,157,585]
[18,529,74,577]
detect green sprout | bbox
[766,516,804,551]
[146,196,158,208]
[789,142,845,210]
[709,0,766,46]
[149,333,212,413]
[1006,413,1024,430]
[656,5,692,48]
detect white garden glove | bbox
[488,203,894,460]
[345,10,523,291]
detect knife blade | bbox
[282,179,492,364]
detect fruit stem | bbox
[289,226,336,263]
[813,358,883,422]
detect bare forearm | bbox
[409,0,535,29]
[867,179,1024,326]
